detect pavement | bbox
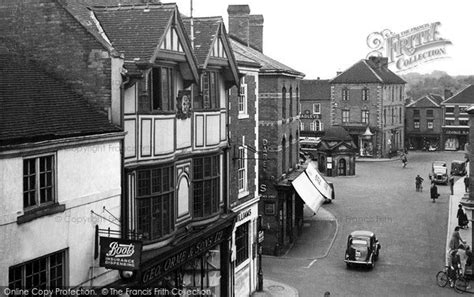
[252,206,336,297]
[251,279,298,297]
[446,176,471,265]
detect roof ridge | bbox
[91,3,174,10]
[362,60,383,83]
[442,84,473,104]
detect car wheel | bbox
[370,262,375,269]
[346,263,351,268]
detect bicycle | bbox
[436,266,471,293]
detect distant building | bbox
[316,126,357,176]
[331,57,406,158]
[300,79,331,136]
[405,94,444,150]
[441,85,474,150]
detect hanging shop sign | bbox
[99,237,143,270]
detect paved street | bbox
[262,151,467,297]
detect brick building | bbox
[405,94,444,150]
[228,5,310,256]
[441,85,474,151]
[300,79,331,134]
[184,15,261,296]
[331,57,406,158]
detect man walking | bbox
[450,176,455,195]
[415,175,424,192]
[430,182,439,203]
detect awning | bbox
[292,172,326,214]
[306,161,333,200]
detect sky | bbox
[172,0,474,79]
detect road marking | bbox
[305,259,317,268]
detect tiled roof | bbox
[300,79,331,101]
[442,85,474,105]
[406,94,442,108]
[331,59,405,84]
[92,4,176,62]
[182,17,220,66]
[230,38,304,77]
[0,53,121,146]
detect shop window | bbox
[150,67,174,111]
[235,222,250,266]
[9,250,66,289]
[136,165,174,240]
[310,120,322,131]
[264,202,276,215]
[180,246,221,295]
[23,155,55,209]
[342,109,350,123]
[361,110,369,124]
[414,119,420,129]
[193,155,220,218]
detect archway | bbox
[338,158,347,176]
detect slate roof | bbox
[300,79,331,101]
[92,3,177,62]
[0,52,121,147]
[406,94,443,108]
[230,38,304,77]
[442,85,474,105]
[182,17,220,66]
[331,59,405,84]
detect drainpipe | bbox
[120,75,130,238]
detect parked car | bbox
[451,160,467,176]
[344,231,381,269]
[431,161,448,184]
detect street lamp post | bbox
[460,106,474,246]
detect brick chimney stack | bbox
[444,89,453,100]
[227,5,264,52]
[368,56,389,69]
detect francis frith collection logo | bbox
[366,22,452,72]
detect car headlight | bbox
[345,253,349,259]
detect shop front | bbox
[231,203,259,297]
[443,128,469,151]
[258,168,305,256]
[104,214,236,297]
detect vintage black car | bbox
[344,231,381,268]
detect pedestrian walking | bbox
[465,175,470,192]
[430,182,439,203]
[449,176,455,195]
[415,175,424,192]
[458,204,469,229]
[401,153,407,168]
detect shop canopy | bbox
[292,172,326,214]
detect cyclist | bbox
[448,249,462,287]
